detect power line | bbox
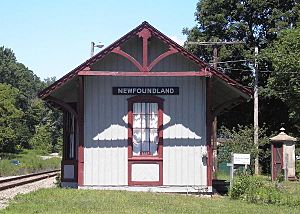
[187,41,245,45]
[209,59,251,64]
[217,67,299,74]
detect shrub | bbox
[296,160,300,178]
[230,175,300,207]
[230,175,263,199]
[55,173,61,187]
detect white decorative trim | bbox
[78,185,212,193]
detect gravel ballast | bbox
[0,176,56,209]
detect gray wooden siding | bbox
[84,76,207,186]
[90,35,200,72]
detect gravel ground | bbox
[0,176,56,209]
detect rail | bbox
[0,170,60,191]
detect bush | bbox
[296,160,300,178]
[230,175,263,199]
[230,175,300,206]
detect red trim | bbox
[63,110,77,161]
[38,21,251,99]
[128,101,133,159]
[78,71,209,77]
[148,47,178,71]
[63,111,67,160]
[127,96,164,186]
[128,161,163,186]
[46,96,78,119]
[138,28,152,71]
[129,157,163,161]
[77,76,84,186]
[206,78,213,186]
[112,47,143,71]
[271,142,283,181]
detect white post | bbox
[227,163,234,190]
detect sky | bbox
[0,0,199,80]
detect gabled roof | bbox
[39,21,252,99]
[270,128,297,142]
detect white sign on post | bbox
[232,153,251,165]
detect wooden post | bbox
[254,46,259,175]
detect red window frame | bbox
[128,96,164,159]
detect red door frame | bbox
[127,96,164,186]
[271,142,283,181]
[61,110,78,182]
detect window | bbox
[64,112,76,160]
[133,103,158,155]
[128,96,163,157]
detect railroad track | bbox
[0,170,60,191]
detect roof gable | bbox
[39,21,252,99]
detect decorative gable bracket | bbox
[111,28,179,72]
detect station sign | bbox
[113,87,179,95]
[232,153,250,165]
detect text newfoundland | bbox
[113,87,179,95]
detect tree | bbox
[0,46,63,154]
[262,27,300,134]
[183,1,300,136]
[218,125,270,174]
[29,123,52,155]
[0,83,24,152]
[184,0,300,81]
[0,46,44,149]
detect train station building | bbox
[39,22,251,192]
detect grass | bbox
[1,188,299,214]
[0,149,60,177]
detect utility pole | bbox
[254,46,259,175]
[212,45,218,177]
[188,41,244,178]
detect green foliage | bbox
[296,160,300,178]
[29,124,52,155]
[262,27,300,134]
[218,125,270,174]
[230,175,263,199]
[54,173,61,187]
[230,175,300,206]
[0,47,44,99]
[184,0,300,84]
[0,149,60,176]
[0,83,24,152]
[184,1,300,138]
[0,46,63,154]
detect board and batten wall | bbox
[84,76,207,187]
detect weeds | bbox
[0,149,60,176]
